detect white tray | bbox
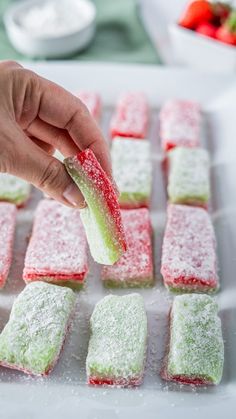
[0,62,236,419]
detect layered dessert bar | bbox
[161,294,224,385]
[0,173,30,206]
[23,199,88,288]
[159,99,201,151]
[86,294,147,386]
[77,91,101,121]
[0,282,76,376]
[64,149,126,265]
[161,204,219,293]
[167,147,210,207]
[101,208,153,287]
[111,137,152,208]
[110,92,149,139]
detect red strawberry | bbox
[178,0,213,29]
[216,11,236,45]
[196,22,217,38]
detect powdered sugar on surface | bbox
[159,99,200,151]
[23,199,88,279]
[101,209,153,284]
[168,147,210,204]
[0,96,230,411]
[0,203,17,287]
[161,204,218,289]
[164,294,224,384]
[110,92,149,139]
[86,294,147,385]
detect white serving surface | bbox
[0,62,235,419]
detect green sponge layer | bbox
[64,149,126,265]
[168,147,210,206]
[0,173,30,206]
[0,282,76,376]
[162,294,224,385]
[86,294,147,386]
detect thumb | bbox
[1,126,84,208]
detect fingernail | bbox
[63,183,86,209]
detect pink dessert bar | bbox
[159,99,201,151]
[0,203,17,289]
[23,199,88,287]
[77,91,101,120]
[110,92,149,139]
[161,204,218,293]
[101,208,153,287]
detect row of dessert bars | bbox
[0,92,224,387]
[107,93,223,386]
[158,98,223,385]
[0,283,224,386]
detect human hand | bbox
[0,60,111,208]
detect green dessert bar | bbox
[111,137,152,209]
[167,147,210,207]
[0,282,76,376]
[161,294,224,385]
[86,294,147,386]
[0,173,31,206]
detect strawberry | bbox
[212,2,231,26]
[196,22,217,38]
[178,0,213,29]
[216,11,236,45]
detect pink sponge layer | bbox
[161,204,218,292]
[101,208,153,287]
[23,199,88,285]
[159,99,201,151]
[77,91,101,121]
[110,92,149,139]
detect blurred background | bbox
[1,0,236,72]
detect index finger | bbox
[35,74,112,176]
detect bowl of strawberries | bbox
[169,0,236,72]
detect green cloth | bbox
[0,0,160,64]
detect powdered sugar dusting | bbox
[111,138,152,208]
[0,282,76,375]
[161,204,218,291]
[168,147,210,205]
[65,149,126,265]
[164,294,224,384]
[101,209,153,286]
[110,92,149,139]
[77,91,101,120]
[0,203,17,288]
[23,199,88,281]
[86,293,147,386]
[0,173,31,206]
[159,99,200,151]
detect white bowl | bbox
[169,23,236,73]
[4,0,96,58]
